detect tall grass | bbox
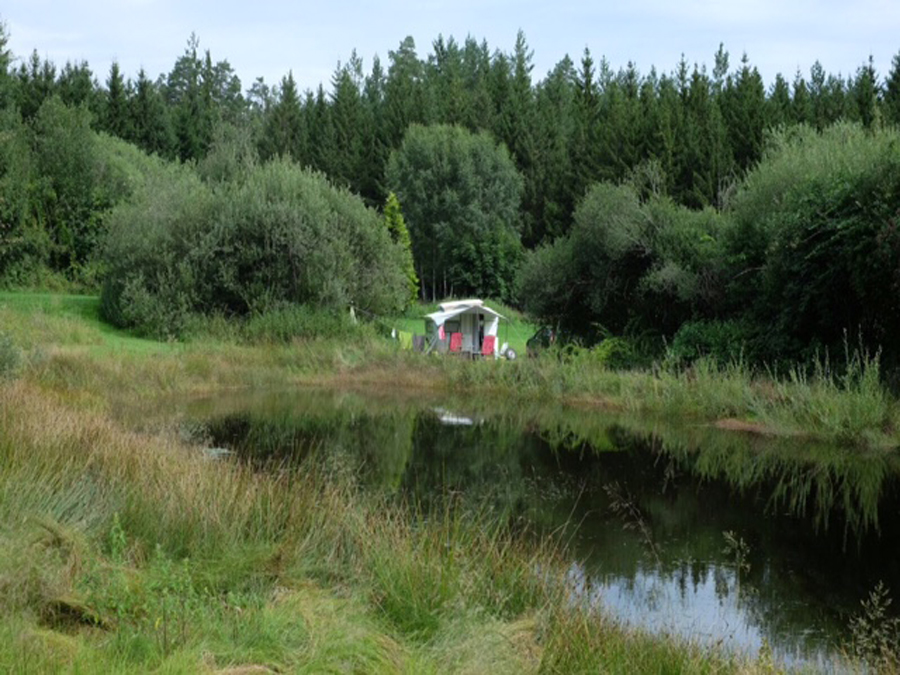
[421,345,900,448]
[6,288,899,448]
[0,379,777,673]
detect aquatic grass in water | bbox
[763,349,893,446]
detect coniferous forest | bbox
[3,24,900,372]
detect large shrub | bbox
[725,123,900,365]
[516,182,725,342]
[101,158,409,337]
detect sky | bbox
[3,0,899,94]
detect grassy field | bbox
[3,291,899,448]
[0,292,813,673]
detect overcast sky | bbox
[3,1,899,93]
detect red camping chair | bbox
[481,335,496,357]
[449,332,463,352]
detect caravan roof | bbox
[437,299,483,311]
[425,299,505,327]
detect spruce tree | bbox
[809,60,828,129]
[308,84,336,174]
[767,73,793,128]
[851,56,879,128]
[259,71,305,163]
[103,61,129,138]
[533,56,576,240]
[329,52,366,191]
[15,51,57,119]
[0,21,10,109]
[427,35,467,125]
[129,68,174,157]
[791,69,812,124]
[166,34,204,160]
[885,50,900,126]
[570,48,601,206]
[722,53,765,171]
[461,38,494,132]
[384,36,425,146]
[56,60,96,111]
[360,56,390,206]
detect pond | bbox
[145,386,900,670]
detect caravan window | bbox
[445,320,461,334]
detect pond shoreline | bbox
[2,293,893,671]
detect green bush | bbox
[667,320,750,366]
[101,158,409,338]
[590,337,639,370]
[516,182,725,342]
[725,123,900,367]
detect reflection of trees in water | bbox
[179,387,900,664]
[195,389,418,490]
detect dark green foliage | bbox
[885,51,900,126]
[725,123,900,366]
[163,34,240,162]
[517,182,726,342]
[383,37,427,148]
[327,53,367,191]
[6,19,900,377]
[14,51,57,120]
[385,123,523,301]
[102,61,130,139]
[0,98,160,286]
[6,22,900,274]
[667,320,750,366]
[258,72,305,163]
[30,97,99,271]
[56,60,97,111]
[851,57,879,129]
[0,21,12,110]
[721,54,765,172]
[0,108,44,283]
[100,158,409,337]
[767,73,793,128]
[792,70,813,125]
[128,68,174,157]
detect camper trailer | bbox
[424,299,509,358]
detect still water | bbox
[152,387,900,669]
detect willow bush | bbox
[101,158,409,337]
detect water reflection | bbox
[148,386,900,668]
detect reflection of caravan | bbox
[424,299,513,358]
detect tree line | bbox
[3,22,900,372]
[5,27,900,247]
